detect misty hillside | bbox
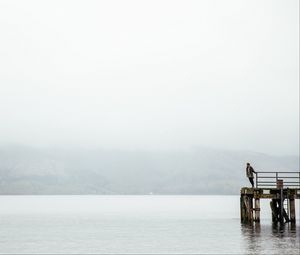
[0,145,298,195]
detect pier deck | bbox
[240,171,300,225]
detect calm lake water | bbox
[0,195,299,254]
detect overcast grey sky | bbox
[0,0,299,155]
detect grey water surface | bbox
[0,195,299,254]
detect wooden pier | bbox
[240,171,300,225]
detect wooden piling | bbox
[270,199,278,223]
[279,188,284,224]
[240,195,244,223]
[289,198,296,223]
[248,196,253,223]
[240,189,254,224]
[254,198,260,222]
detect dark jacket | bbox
[246,165,256,178]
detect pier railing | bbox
[255,171,300,188]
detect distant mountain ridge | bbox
[0,145,298,195]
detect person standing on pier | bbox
[246,163,256,188]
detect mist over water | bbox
[1,145,298,195]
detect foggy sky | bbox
[0,0,299,155]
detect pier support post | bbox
[249,197,253,223]
[270,199,279,223]
[289,198,296,224]
[240,194,253,224]
[254,198,260,222]
[240,188,256,224]
[240,195,245,223]
[279,188,284,224]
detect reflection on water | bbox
[241,222,300,255]
[271,222,297,234]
